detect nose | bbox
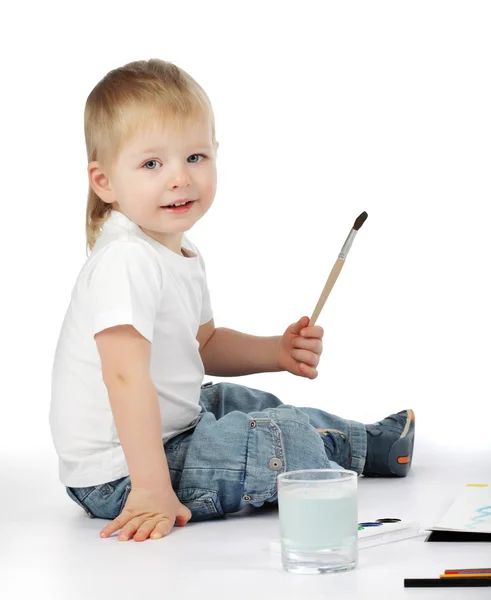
[168,163,192,189]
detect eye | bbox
[143,160,161,170]
[188,154,206,163]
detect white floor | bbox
[5,437,490,600]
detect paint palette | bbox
[357,518,423,549]
[269,519,424,554]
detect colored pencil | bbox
[445,568,491,574]
[441,573,491,579]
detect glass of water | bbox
[277,469,358,574]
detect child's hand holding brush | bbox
[276,316,324,379]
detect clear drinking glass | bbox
[277,469,358,574]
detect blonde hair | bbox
[84,59,216,255]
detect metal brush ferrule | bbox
[338,229,357,260]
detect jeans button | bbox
[243,495,251,501]
[250,420,257,429]
[268,458,283,471]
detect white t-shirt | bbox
[49,210,213,487]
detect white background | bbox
[1,0,490,467]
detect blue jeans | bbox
[66,382,367,521]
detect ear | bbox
[88,161,116,204]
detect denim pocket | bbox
[66,486,96,518]
[176,488,224,521]
[165,430,192,454]
[67,477,130,520]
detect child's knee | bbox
[247,406,330,473]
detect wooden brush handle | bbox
[309,258,345,326]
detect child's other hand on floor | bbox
[99,485,192,542]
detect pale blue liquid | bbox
[279,485,358,573]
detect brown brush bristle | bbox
[353,211,368,231]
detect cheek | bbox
[202,182,216,199]
[126,176,156,200]
[199,167,217,197]
[113,176,136,198]
[115,177,155,212]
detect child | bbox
[49,58,415,543]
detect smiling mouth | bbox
[161,200,195,208]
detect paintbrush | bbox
[309,211,368,326]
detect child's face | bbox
[97,115,217,252]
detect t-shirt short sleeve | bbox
[200,279,213,325]
[87,242,162,342]
[195,247,213,326]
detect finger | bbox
[133,518,164,542]
[149,518,174,539]
[289,316,310,336]
[300,325,324,339]
[292,337,323,354]
[291,349,319,367]
[175,507,192,527]
[118,516,149,541]
[100,514,131,539]
[129,517,171,542]
[299,362,318,379]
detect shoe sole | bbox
[387,409,415,476]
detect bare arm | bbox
[199,324,282,377]
[95,324,171,490]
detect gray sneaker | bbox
[363,409,415,477]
